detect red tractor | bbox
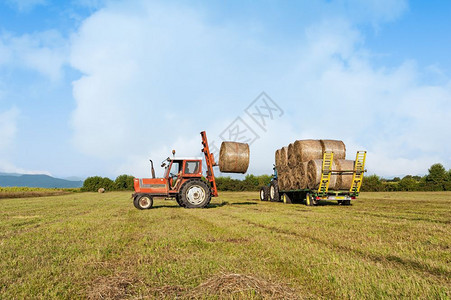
[132,131,219,209]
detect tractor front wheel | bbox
[180,180,211,208]
[134,194,153,209]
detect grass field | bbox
[0,187,77,199]
[0,191,450,299]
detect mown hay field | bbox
[0,191,450,299]
[0,187,77,199]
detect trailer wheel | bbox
[259,186,269,201]
[305,193,316,206]
[282,193,292,204]
[269,180,280,202]
[180,180,211,208]
[134,194,153,209]
[342,200,351,206]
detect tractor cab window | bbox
[165,160,181,178]
[167,161,182,188]
[184,161,200,174]
[169,161,181,176]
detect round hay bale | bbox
[307,159,320,189]
[98,188,105,193]
[275,149,282,166]
[293,140,323,163]
[280,147,288,166]
[291,163,305,189]
[276,166,286,190]
[288,168,299,190]
[287,143,296,167]
[291,169,299,190]
[277,162,308,190]
[320,140,346,160]
[337,159,355,189]
[299,162,308,189]
[279,175,287,191]
[219,142,250,173]
[278,166,291,191]
[307,159,339,189]
[285,169,293,190]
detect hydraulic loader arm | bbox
[200,131,219,197]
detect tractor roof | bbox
[170,157,203,161]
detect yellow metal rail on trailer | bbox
[318,151,334,195]
[350,151,367,195]
[317,150,367,196]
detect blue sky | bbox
[0,0,450,179]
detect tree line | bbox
[82,174,273,192]
[82,175,135,192]
[82,163,451,192]
[361,163,451,192]
[217,163,451,192]
[215,174,273,191]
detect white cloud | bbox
[69,1,269,161]
[0,159,51,175]
[0,107,52,175]
[0,107,19,151]
[69,0,451,178]
[0,30,68,81]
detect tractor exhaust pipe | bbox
[149,159,156,179]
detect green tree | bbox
[361,175,384,192]
[243,174,259,191]
[257,174,272,187]
[82,176,114,192]
[446,169,451,191]
[398,175,419,191]
[114,174,135,190]
[425,163,447,191]
[216,175,272,191]
[216,177,243,191]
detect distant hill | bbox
[0,174,83,188]
[0,172,21,176]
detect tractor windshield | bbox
[165,161,181,178]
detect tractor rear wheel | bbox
[179,180,211,208]
[269,180,280,202]
[134,194,153,209]
[259,186,269,201]
[175,195,185,207]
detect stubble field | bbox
[0,191,450,299]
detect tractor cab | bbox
[163,157,203,192]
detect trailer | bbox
[260,151,367,206]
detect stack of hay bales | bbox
[275,139,355,191]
